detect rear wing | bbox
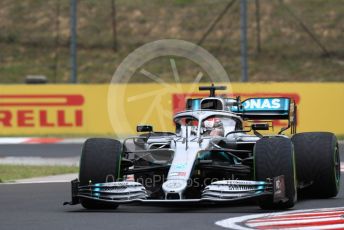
[184,96,297,134]
[229,97,297,134]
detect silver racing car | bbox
[65,85,340,209]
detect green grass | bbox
[0,164,79,182]
[0,0,343,83]
[336,135,344,141]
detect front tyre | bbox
[254,136,297,209]
[292,132,340,198]
[79,138,122,209]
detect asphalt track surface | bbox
[0,144,343,230]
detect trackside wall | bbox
[0,83,342,136]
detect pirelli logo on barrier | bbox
[0,83,342,135]
[0,95,84,128]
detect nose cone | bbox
[162,180,187,194]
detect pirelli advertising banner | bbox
[0,83,343,136]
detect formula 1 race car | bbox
[65,84,340,210]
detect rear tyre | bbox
[292,132,340,198]
[254,137,297,209]
[79,138,122,209]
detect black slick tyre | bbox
[292,132,340,198]
[254,136,297,209]
[79,138,122,209]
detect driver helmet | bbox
[204,117,223,129]
[203,117,224,136]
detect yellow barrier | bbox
[0,83,343,136]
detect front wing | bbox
[64,176,286,206]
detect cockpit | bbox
[173,84,244,139]
[174,115,238,138]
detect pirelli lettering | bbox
[0,95,84,128]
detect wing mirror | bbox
[251,123,269,131]
[136,125,153,132]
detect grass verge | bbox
[0,164,78,182]
[0,0,343,83]
[336,135,344,141]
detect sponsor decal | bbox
[243,98,283,110]
[273,175,286,203]
[209,180,266,192]
[213,180,266,185]
[165,181,183,189]
[238,98,289,111]
[231,98,289,112]
[226,184,252,191]
[172,163,187,170]
[170,172,186,177]
[0,94,84,128]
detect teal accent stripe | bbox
[284,100,289,111]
